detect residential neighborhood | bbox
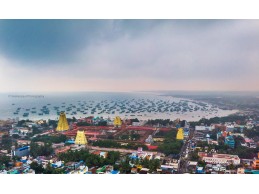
[1,112,259,174]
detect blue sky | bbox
[0,20,259,92]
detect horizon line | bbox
[1,90,259,94]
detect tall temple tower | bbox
[56,112,69,132]
[75,130,87,145]
[176,128,184,140]
[113,116,122,128]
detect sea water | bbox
[0,92,237,121]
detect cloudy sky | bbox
[0,20,259,92]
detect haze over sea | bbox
[0,92,237,122]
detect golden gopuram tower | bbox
[113,116,122,128]
[75,130,87,145]
[176,128,184,140]
[56,112,69,132]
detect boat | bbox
[23,113,29,117]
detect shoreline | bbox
[0,92,241,122]
[0,109,240,123]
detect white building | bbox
[132,122,141,126]
[195,126,212,131]
[199,152,240,165]
[161,159,179,171]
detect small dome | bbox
[206,134,210,138]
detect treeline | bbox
[30,162,65,174]
[92,140,148,150]
[31,134,67,144]
[244,127,259,138]
[30,142,53,157]
[119,134,140,141]
[76,120,107,126]
[146,119,174,126]
[157,129,183,156]
[0,135,12,150]
[0,155,11,168]
[118,131,140,141]
[17,119,33,127]
[195,139,258,159]
[217,144,258,159]
[58,149,120,168]
[189,115,248,127]
[120,156,160,173]
[48,120,58,128]
[29,135,67,157]
[130,118,139,122]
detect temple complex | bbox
[56,112,69,132]
[75,130,88,145]
[176,128,184,140]
[113,116,122,127]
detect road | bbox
[177,128,195,174]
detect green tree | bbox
[0,155,11,167]
[120,157,131,174]
[227,163,236,170]
[30,142,54,157]
[158,140,182,156]
[30,161,44,174]
[32,134,67,144]
[1,135,12,150]
[43,163,65,174]
[197,160,206,168]
[97,121,107,126]
[189,151,199,161]
[12,134,20,139]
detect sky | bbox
[0,19,259,93]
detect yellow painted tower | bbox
[56,112,69,132]
[75,130,87,145]
[113,116,122,127]
[176,128,184,140]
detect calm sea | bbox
[0,92,237,121]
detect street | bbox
[177,128,195,173]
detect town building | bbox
[225,123,235,132]
[16,140,31,146]
[198,152,240,165]
[195,126,212,131]
[145,135,154,144]
[85,116,94,124]
[252,153,259,170]
[132,121,141,126]
[52,142,65,149]
[225,136,235,148]
[196,167,204,174]
[54,146,70,155]
[208,140,219,145]
[161,159,179,172]
[12,146,30,157]
[184,128,189,138]
[237,168,245,174]
[193,131,205,141]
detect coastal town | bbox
[1,12,259,194]
[1,110,259,174]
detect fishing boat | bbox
[23,113,29,117]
